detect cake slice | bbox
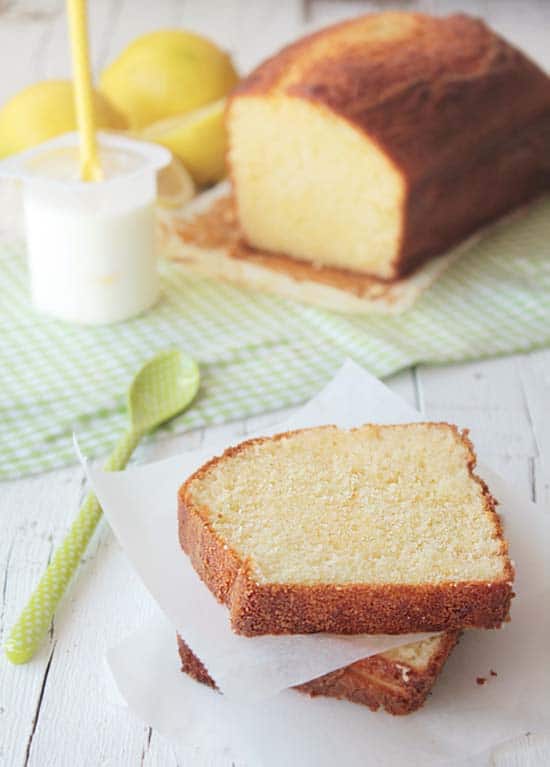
[178,423,513,636]
[177,630,460,715]
[227,12,550,280]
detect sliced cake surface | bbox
[177,630,460,715]
[227,12,550,279]
[178,423,513,635]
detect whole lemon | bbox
[100,30,239,130]
[0,80,127,158]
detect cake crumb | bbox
[490,669,497,677]
[395,663,411,683]
[476,677,486,685]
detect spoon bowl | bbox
[129,348,200,435]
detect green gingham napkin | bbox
[1,196,549,481]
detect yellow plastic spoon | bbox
[66,0,102,181]
[4,349,200,664]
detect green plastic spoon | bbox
[4,348,199,665]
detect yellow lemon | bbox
[0,80,127,158]
[156,154,195,209]
[142,99,227,186]
[100,30,239,130]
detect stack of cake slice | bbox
[176,423,514,714]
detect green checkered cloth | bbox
[1,196,549,480]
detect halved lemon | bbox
[157,155,195,210]
[100,30,238,130]
[141,99,227,187]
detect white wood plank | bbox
[24,509,156,767]
[0,1,62,103]
[175,0,305,73]
[415,355,538,503]
[89,0,189,78]
[492,732,550,767]
[142,731,181,767]
[37,0,117,80]
[0,467,84,767]
[533,458,549,509]
[515,349,550,508]
[415,356,537,454]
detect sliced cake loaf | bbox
[178,423,513,636]
[177,631,460,715]
[227,12,550,280]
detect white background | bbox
[1,1,549,765]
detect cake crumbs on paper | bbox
[476,669,498,685]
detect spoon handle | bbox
[4,429,139,664]
[67,0,102,181]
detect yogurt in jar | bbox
[0,132,171,324]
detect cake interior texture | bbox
[382,633,443,668]
[186,423,508,587]
[228,96,404,279]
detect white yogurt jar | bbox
[0,132,171,324]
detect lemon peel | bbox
[0,80,126,158]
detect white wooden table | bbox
[1,2,549,765]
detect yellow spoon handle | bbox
[66,0,101,181]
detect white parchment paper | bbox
[84,361,549,766]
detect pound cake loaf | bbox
[227,12,550,280]
[178,423,514,636]
[178,631,460,715]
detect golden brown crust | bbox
[296,629,460,714]
[178,423,514,636]
[177,630,460,715]
[177,635,217,689]
[227,12,550,278]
